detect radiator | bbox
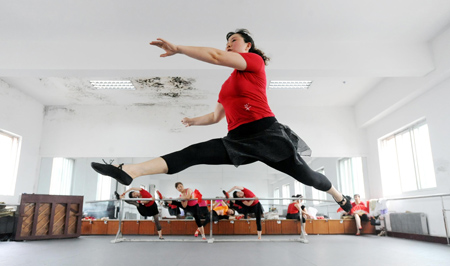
[389,213,429,235]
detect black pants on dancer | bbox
[232,201,263,231]
[170,201,203,228]
[134,203,162,232]
[162,118,333,193]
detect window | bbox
[282,184,290,206]
[49,158,74,195]
[273,188,280,206]
[96,174,112,200]
[294,180,305,197]
[379,120,436,195]
[338,157,365,199]
[0,130,21,196]
[312,168,327,205]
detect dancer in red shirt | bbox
[121,187,163,240]
[92,29,352,214]
[348,194,370,235]
[226,186,263,239]
[286,194,312,235]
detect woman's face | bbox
[131,191,141,198]
[236,191,244,198]
[176,184,184,193]
[227,209,235,216]
[226,34,251,53]
[354,195,361,204]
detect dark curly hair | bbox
[226,29,270,65]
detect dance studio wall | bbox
[363,77,450,237]
[0,81,44,203]
[38,104,367,159]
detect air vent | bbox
[269,80,312,89]
[90,80,136,90]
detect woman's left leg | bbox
[153,214,163,239]
[354,214,362,235]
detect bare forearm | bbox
[190,112,218,126]
[178,45,227,66]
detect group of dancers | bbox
[116,183,268,240]
[92,28,354,239]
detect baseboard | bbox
[383,231,449,244]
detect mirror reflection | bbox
[37,156,368,220]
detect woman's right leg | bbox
[122,139,233,179]
[264,155,351,210]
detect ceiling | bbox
[1,0,450,108]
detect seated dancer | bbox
[202,199,243,228]
[164,182,207,240]
[117,187,164,240]
[226,186,263,239]
[91,29,352,216]
[286,194,312,235]
[349,194,370,235]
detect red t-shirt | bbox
[138,189,154,207]
[218,53,275,131]
[287,202,299,214]
[349,201,369,215]
[242,187,259,206]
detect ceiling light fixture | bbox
[90,80,136,90]
[268,80,312,90]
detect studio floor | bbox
[1,234,450,266]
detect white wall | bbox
[38,104,367,159]
[0,80,44,203]
[363,78,450,237]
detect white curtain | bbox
[50,158,74,195]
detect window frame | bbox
[0,129,22,196]
[378,119,436,195]
[338,157,365,199]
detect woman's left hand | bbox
[150,38,179,57]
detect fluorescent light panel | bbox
[269,80,312,89]
[90,80,136,90]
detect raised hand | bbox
[181,117,194,127]
[149,38,179,57]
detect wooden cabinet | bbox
[81,218,376,236]
[310,219,329,234]
[138,220,155,235]
[91,221,108,234]
[343,219,357,234]
[122,220,139,235]
[215,220,234,235]
[281,219,300,234]
[106,220,120,235]
[328,220,345,234]
[265,220,282,235]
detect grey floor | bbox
[1,235,449,266]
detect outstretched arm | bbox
[181,103,225,127]
[149,38,247,70]
[121,187,142,197]
[226,186,244,194]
